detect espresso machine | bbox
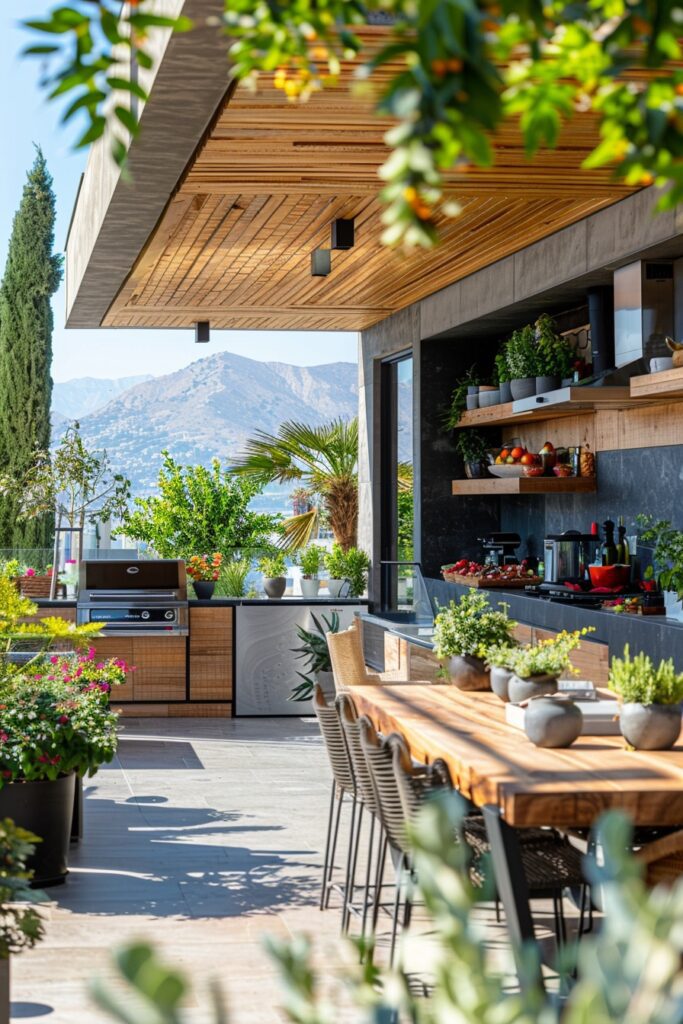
[543,530,600,584]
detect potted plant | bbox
[290,611,341,701]
[443,367,480,427]
[478,379,500,408]
[534,314,573,394]
[433,590,516,691]
[504,324,538,400]
[259,552,288,599]
[324,544,371,598]
[484,642,519,702]
[523,695,584,748]
[296,545,325,599]
[454,430,490,480]
[0,819,45,1024]
[636,515,683,621]
[494,351,512,404]
[220,557,252,598]
[0,651,126,885]
[186,553,223,600]
[609,644,683,750]
[507,628,593,704]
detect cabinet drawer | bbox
[189,607,233,700]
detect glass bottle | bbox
[601,519,618,566]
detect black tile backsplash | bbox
[500,445,683,562]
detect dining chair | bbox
[327,619,427,691]
[312,683,361,919]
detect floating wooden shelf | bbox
[630,366,683,400]
[456,386,648,429]
[451,476,597,495]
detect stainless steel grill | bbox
[76,559,189,636]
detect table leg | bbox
[482,804,545,994]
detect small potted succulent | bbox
[504,324,538,401]
[609,644,683,750]
[433,589,516,691]
[290,611,341,701]
[324,544,371,599]
[296,545,325,599]
[534,313,572,395]
[484,642,519,702]
[507,628,594,704]
[259,552,288,599]
[186,553,223,600]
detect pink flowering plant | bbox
[0,649,131,787]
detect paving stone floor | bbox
[10,717,529,1023]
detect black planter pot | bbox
[535,374,561,395]
[464,461,489,479]
[192,580,215,600]
[0,774,76,886]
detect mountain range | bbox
[52,352,359,499]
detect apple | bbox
[520,453,536,465]
[505,455,515,464]
[510,446,525,460]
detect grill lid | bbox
[79,559,187,592]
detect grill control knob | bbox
[164,611,174,621]
[141,610,150,620]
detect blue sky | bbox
[0,2,357,382]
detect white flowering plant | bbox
[0,649,130,786]
[433,590,515,661]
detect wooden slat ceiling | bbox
[104,27,636,332]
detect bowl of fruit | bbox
[490,445,539,478]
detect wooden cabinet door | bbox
[91,638,135,701]
[189,607,233,700]
[131,636,187,701]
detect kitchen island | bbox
[32,597,367,717]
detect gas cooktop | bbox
[530,582,641,606]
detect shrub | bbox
[484,641,518,669]
[259,552,287,578]
[510,628,594,679]
[0,818,44,958]
[609,644,683,705]
[219,558,252,598]
[324,544,371,597]
[504,324,538,379]
[0,670,122,786]
[433,590,515,660]
[637,515,683,600]
[296,545,325,577]
[534,313,573,378]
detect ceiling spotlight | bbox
[311,249,331,277]
[331,218,355,250]
[195,321,210,343]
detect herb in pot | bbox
[534,314,573,379]
[258,552,288,578]
[504,325,538,380]
[636,515,683,600]
[443,366,480,430]
[609,645,683,706]
[324,545,371,598]
[454,430,490,477]
[434,590,516,660]
[296,545,325,578]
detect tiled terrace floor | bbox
[11,717,527,1023]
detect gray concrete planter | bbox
[620,702,682,750]
[508,673,559,704]
[490,665,513,702]
[479,388,500,408]
[466,394,479,410]
[510,377,536,401]
[524,696,583,748]
[499,380,512,403]
[535,374,561,394]
[448,654,490,691]
[263,576,286,599]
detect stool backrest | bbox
[313,684,354,793]
[359,717,410,853]
[336,692,379,816]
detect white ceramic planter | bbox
[326,578,345,598]
[664,591,683,621]
[300,577,320,599]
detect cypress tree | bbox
[0,149,62,551]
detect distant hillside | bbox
[66,352,359,497]
[53,374,153,421]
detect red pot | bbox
[589,565,631,589]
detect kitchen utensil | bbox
[588,564,631,588]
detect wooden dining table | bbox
[346,682,683,967]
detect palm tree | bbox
[232,419,359,551]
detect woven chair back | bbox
[313,684,355,793]
[336,693,379,816]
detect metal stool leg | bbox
[342,798,364,934]
[320,782,336,911]
[324,787,345,910]
[389,852,406,968]
[360,815,377,940]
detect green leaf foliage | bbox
[0,150,62,549]
[120,451,280,559]
[433,588,516,660]
[609,643,683,706]
[289,611,340,701]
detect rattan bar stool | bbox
[327,620,428,692]
[336,692,388,938]
[313,684,361,919]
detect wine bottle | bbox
[616,516,629,565]
[601,519,618,566]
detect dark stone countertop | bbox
[35,597,367,609]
